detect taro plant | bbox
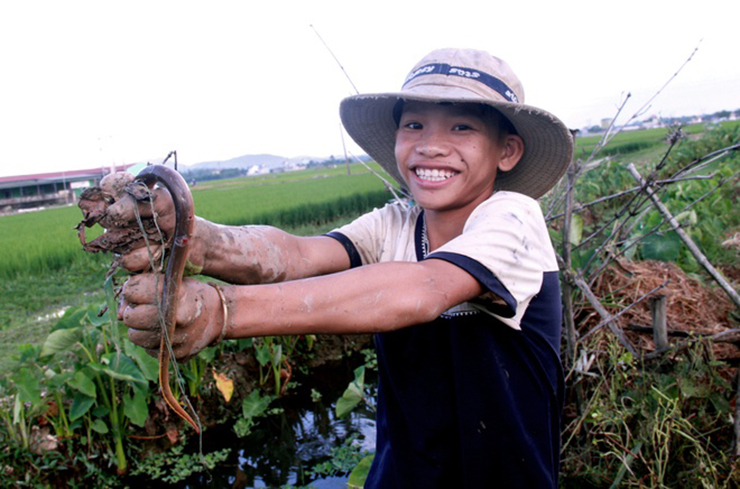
[38,276,154,474]
[252,335,315,396]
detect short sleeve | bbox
[427,191,558,329]
[327,202,421,265]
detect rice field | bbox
[0,165,390,279]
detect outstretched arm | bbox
[121,256,483,359]
[105,184,352,284]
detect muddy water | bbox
[127,356,377,488]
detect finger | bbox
[122,303,162,331]
[122,273,163,304]
[106,187,175,227]
[120,246,164,272]
[99,172,135,201]
[128,328,162,351]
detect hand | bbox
[77,171,207,273]
[118,273,227,361]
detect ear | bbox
[497,134,524,172]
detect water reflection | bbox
[188,357,376,488]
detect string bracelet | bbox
[207,282,230,346]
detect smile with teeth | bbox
[414,167,457,182]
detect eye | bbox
[402,121,423,130]
[452,124,473,131]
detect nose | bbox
[415,128,449,157]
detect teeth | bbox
[415,168,455,182]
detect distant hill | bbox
[182,153,371,172]
[185,154,287,171]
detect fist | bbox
[118,273,226,360]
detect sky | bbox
[1,0,738,178]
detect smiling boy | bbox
[119,48,574,487]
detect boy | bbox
[118,48,574,487]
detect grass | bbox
[0,256,108,375]
[574,122,710,163]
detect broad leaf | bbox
[255,343,271,367]
[46,370,73,391]
[69,393,95,421]
[242,390,273,419]
[87,306,112,327]
[124,339,159,382]
[348,454,375,489]
[91,419,109,434]
[100,353,147,386]
[51,307,87,332]
[336,366,365,419]
[11,368,41,405]
[40,327,82,357]
[123,389,149,427]
[67,369,97,398]
[640,232,681,262]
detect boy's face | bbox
[395,101,521,217]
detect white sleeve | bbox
[428,191,558,327]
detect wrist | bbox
[207,282,230,346]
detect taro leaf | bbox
[11,367,41,405]
[568,214,583,246]
[51,307,87,332]
[123,389,149,427]
[99,353,147,386]
[92,405,109,417]
[86,305,112,327]
[69,392,95,421]
[40,327,83,357]
[336,366,365,419]
[242,389,273,419]
[197,345,218,364]
[124,339,159,382]
[67,369,97,398]
[255,342,271,367]
[46,370,73,391]
[91,419,109,434]
[347,453,375,489]
[640,232,681,262]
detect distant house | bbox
[0,164,136,213]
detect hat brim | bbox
[340,89,574,200]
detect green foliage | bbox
[310,433,373,478]
[561,338,736,487]
[335,348,377,419]
[347,453,375,488]
[555,123,739,277]
[234,389,275,438]
[336,366,367,419]
[129,443,231,483]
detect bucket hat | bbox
[339,48,574,199]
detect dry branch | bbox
[627,163,740,308]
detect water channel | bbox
[124,354,377,488]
